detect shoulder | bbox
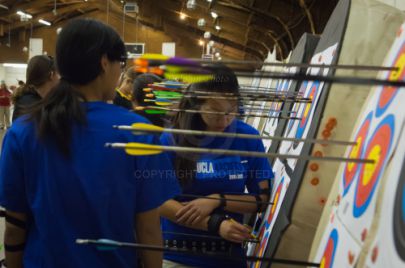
[5,117,36,147]
[86,101,149,125]
[16,92,41,105]
[232,120,260,135]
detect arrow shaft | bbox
[77,239,320,267]
[118,125,355,146]
[235,72,405,88]
[192,58,397,71]
[142,106,301,120]
[162,231,260,243]
[178,194,274,205]
[107,143,374,164]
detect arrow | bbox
[105,142,374,164]
[76,238,321,267]
[234,71,405,88]
[191,58,398,71]
[115,123,356,146]
[143,99,176,106]
[162,231,260,243]
[177,193,274,205]
[135,106,302,120]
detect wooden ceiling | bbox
[0,0,339,60]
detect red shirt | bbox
[0,88,11,106]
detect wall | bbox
[378,0,405,10]
[0,65,26,87]
[0,11,204,65]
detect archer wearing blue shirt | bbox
[0,19,179,268]
[159,65,274,268]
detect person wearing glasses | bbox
[0,18,179,268]
[11,55,59,121]
[159,64,274,268]
[113,66,138,110]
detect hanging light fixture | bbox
[197,18,206,27]
[186,0,197,10]
[179,12,187,20]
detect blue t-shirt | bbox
[160,120,274,268]
[0,101,180,268]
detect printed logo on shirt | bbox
[229,174,244,180]
[196,156,247,181]
[196,161,215,174]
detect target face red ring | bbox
[320,229,338,268]
[353,115,395,217]
[393,155,405,261]
[294,81,320,142]
[251,177,285,266]
[286,81,308,135]
[251,232,269,268]
[376,41,405,117]
[342,112,373,196]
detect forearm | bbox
[4,225,26,268]
[220,194,270,214]
[135,209,163,268]
[159,199,209,230]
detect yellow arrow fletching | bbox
[140,54,170,61]
[143,88,153,92]
[155,102,173,106]
[131,123,164,132]
[125,142,163,156]
[164,73,213,83]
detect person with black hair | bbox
[159,65,274,267]
[131,73,168,127]
[0,18,179,268]
[12,55,59,121]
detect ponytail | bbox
[29,79,86,156]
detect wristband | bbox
[5,243,25,252]
[207,212,228,235]
[219,193,226,209]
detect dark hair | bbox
[172,64,240,187]
[29,18,126,156]
[132,73,162,105]
[12,55,55,103]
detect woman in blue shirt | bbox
[0,19,179,268]
[159,65,274,268]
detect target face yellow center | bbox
[347,137,363,171]
[390,53,405,80]
[362,145,381,186]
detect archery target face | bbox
[376,40,405,118]
[320,229,338,268]
[262,67,297,148]
[315,215,361,268]
[353,114,395,217]
[247,159,290,266]
[285,81,307,136]
[363,118,405,268]
[293,81,321,147]
[249,176,286,267]
[393,156,405,261]
[342,112,373,196]
[278,43,338,170]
